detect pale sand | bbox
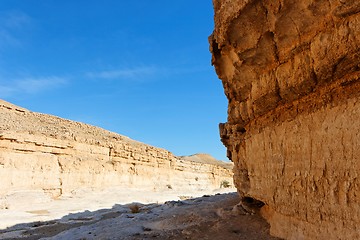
[0,187,236,230]
[0,190,279,240]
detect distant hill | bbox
[180,153,232,170]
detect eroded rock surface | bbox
[210,0,360,239]
[0,193,279,240]
[0,100,233,209]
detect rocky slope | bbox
[0,100,233,209]
[210,0,360,239]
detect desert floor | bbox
[0,189,280,239]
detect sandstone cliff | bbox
[210,0,360,239]
[0,100,233,209]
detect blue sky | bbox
[0,1,229,161]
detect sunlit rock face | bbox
[0,100,233,207]
[209,0,360,239]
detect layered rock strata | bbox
[210,0,360,239]
[0,100,233,206]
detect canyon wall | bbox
[0,100,233,208]
[210,0,360,239]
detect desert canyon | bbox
[210,0,360,239]
[0,99,244,239]
[1,0,360,239]
[0,99,233,200]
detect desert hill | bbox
[180,153,232,169]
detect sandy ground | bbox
[0,189,280,240]
[0,188,237,229]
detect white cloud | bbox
[17,77,67,93]
[86,66,157,81]
[0,10,32,48]
[0,29,21,47]
[0,77,67,98]
[3,11,31,29]
[0,85,16,97]
[85,64,210,84]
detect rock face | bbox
[210,0,360,239]
[0,100,233,207]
